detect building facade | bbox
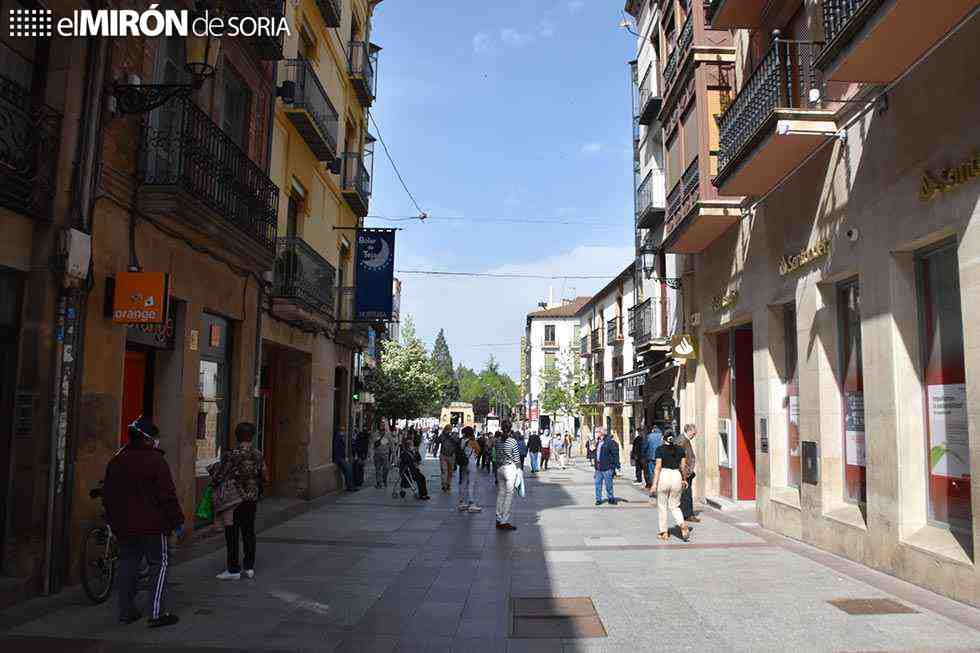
[668,0,980,605]
[523,296,590,435]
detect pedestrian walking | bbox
[560,433,572,468]
[650,430,691,541]
[678,423,700,522]
[593,428,620,506]
[437,425,458,492]
[494,421,521,531]
[631,431,645,484]
[457,426,483,512]
[527,431,542,473]
[102,417,183,627]
[215,422,268,580]
[585,433,596,464]
[642,423,663,490]
[352,429,369,488]
[515,431,528,470]
[374,430,394,488]
[333,430,356,492]
[540,429,552,470]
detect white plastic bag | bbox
[515,468,526,498]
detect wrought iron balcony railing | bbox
[629,298,653,347]
[273,236,336,316]
[603,381,623,404]
[717,39,821,174]
[663,12,693,92]
[348,41,379,106]
[139,96,279,250]
[281,58,339,161]
[226,0,285,60]
[666,156,699,222]
[636,169,667,229]
[580,335,589,356]
[315,0,341,27]
[337,286,372,343]
[340,152,372,217]
[0,74,60,222]
[606,317,622,344]
[637,68,661,125]
[591,328,603,351]
[821,0,879,56]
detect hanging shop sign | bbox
[126,298,177,350]
[670,333,699,361]
[919,150,980,201]
[778,239,830,276]
[712,290,738,312]
[111,272,169,325]
[354,228,397,321]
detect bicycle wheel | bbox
[81,526,117,604]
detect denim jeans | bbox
[337,460,353,489]
[529,452,541,472]
[594,468,615,502]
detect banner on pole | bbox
[354,228,396,321]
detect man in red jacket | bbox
[103,417,184,627]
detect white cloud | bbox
[568,0,585,14]
[500,27,533,47]
[472,32,494,54]
[398,244,635,378]
[580,142,604,155]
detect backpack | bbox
[455,439,469,467]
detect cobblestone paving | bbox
[3,456,980,652]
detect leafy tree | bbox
[430,329,459,405]
[456,357,520,419]
[538,344,595,422]
[368,315,444,423]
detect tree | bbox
[538,344,595,423]
[456,357,520,419]
[368,315,444,424]
[430,329,459,405]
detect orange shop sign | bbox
[112,272,169,324]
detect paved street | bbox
[3,456,980,652]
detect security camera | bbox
[845,228,859,242]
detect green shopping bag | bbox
[195,484,214,522]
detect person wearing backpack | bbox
[437,425,458,492]
[457,426,483,512]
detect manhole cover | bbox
[828,598,917,615]
[511,597,606,639]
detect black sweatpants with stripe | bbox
[118,533,170,620]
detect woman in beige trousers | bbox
[650,431,691,542]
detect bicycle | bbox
[80,482,118,604]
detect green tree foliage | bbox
[367,315,444,422]
[538,344,594,420]
[455,356,520,419]
[430,329,459,405]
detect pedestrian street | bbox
[3,457,980,653]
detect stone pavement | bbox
[3,455,980,652]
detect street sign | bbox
[670,333,698,361]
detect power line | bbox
[367,214,629,227]
[368,113,426,216]
[395,269,619,280]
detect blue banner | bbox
[354,228,396,320]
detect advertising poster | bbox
[927,383,969,478]
[844,391,866,467]
[354,229,396,321]
[788,395,800,456]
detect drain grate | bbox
[828,598,918,615]
[511,597,607,639]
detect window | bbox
[222,66,251,153]
[917,241,970,531]
[785,303,801,488]
[544,352,556,372]
[286,194,300,238]
[544,324,556,344]
[838,280,866,504]
[196,314,231,482]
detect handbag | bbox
[213,476,244,514]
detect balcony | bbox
[272,236,336,326]
[590,328,603,352]
[662,156,740,253]
[662,12,693,95]
[340,152,372,217]
[314,0,341,27]
[707,0,787,29]
[0,75,60,222]
[226,0,285,60]
[137,96,279,261]
[542,338,558,349]
[629,293,678,351]
[635,169,667,229]
[603,381,623,405]
[815,0,977,83]
[714,39,837,198]
[579,335,589,357]
[637,69,662,126]
[606,318,623,345]
[348,41,380,107]
[336,286,372,349]
[280,59,339,162]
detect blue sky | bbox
[368,0,637,377]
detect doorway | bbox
[716,325,757,501]
[120,348,154,445]
[0,269,22,573]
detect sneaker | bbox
[457,502,468,512]
[243,569,255,579]
[467,504,483,513]
[147,613,179,628]
[216,570,241,580]
[608,499,618,506]
[595,500,603,506]
[500,523,517,531]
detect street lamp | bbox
[639,240,658,277]
[113,13,221,115]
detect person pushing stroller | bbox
[396,436,430,500]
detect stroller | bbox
[392,443,421,499]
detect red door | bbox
[120,350,148,444]
[734,328,756,500]
[717,336,733,499]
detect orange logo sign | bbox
[113,272,169,324]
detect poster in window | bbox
[927,383,969,478]
[844,391,865,467]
